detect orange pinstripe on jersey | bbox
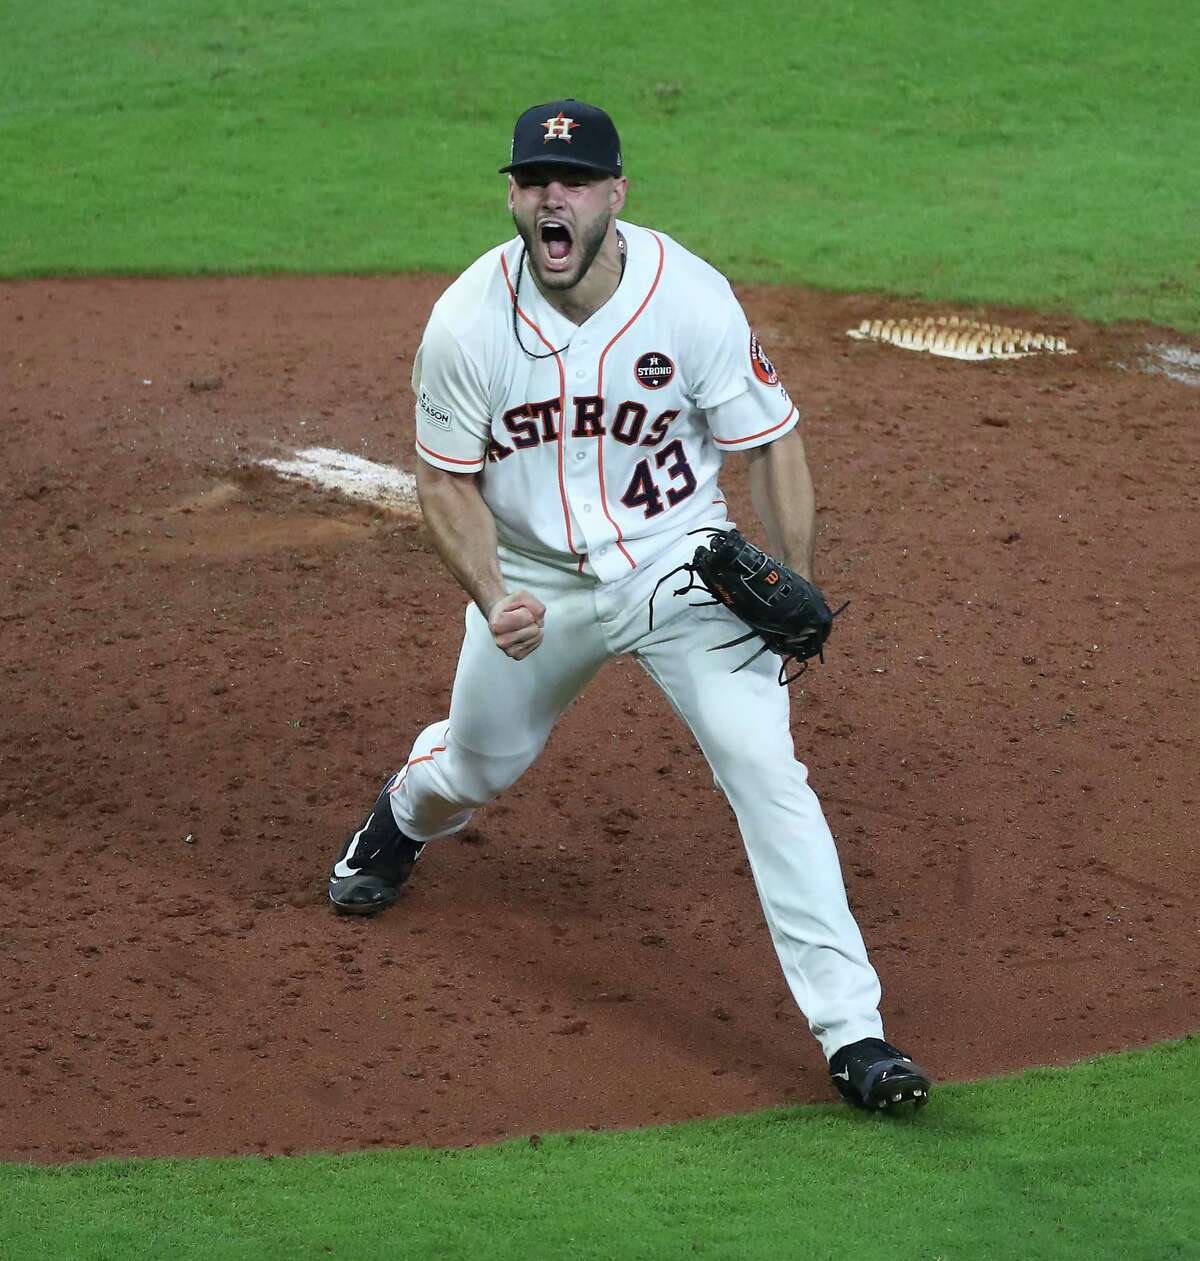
[500,253,580,562]
[593,231,666,569]
[416,437,486,468]
[712,403,797,448]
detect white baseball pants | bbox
[387,533,885,1059]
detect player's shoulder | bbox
[420,240,522,372]
[628,223,736,301]
[427,241,512,334]
[623,223,741,347]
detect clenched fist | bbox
[487,591,546,660]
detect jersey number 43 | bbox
[619,439,697,519]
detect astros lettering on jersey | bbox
[412,222,797,583]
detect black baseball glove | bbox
[650,528,847,684]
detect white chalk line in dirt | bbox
[1139,344,1200,388]
[258,447,421,515]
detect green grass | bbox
[3,1038,1198,1260]
[2,8,1197,1256]
[2,0,1197,327]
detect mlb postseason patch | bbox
[418,388,454,431]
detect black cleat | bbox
[829,1038,932,1111]
[328,773,425,916]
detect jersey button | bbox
[575,369,586,380]
[574,451,586,462]
[582,504,593,514]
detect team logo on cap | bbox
[635,352,675,390]
[749,332,779,386]
[542,112,579,143]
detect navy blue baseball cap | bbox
[499,99,622,177]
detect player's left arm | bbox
[744,428,817,580]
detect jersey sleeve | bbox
[411,309,491,473]
[690,286,799,451]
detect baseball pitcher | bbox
[327,99,931,1112]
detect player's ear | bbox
[610,177,628,214]
[506,176,516,211]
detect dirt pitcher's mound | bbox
[1,276,1197,1163]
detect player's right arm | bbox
[412,303,544,661]
[415,462,545,661]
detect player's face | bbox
[508,165,627,291]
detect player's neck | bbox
[534,227,626,326]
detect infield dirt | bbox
[2,276,1197,1162]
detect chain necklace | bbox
[511,231,627,360]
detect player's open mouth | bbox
[539,220,574,270]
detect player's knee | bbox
[697,721,804,792]
[448,749,534,808]
[697,717,777,772]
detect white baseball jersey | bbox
[412,220,799,583]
